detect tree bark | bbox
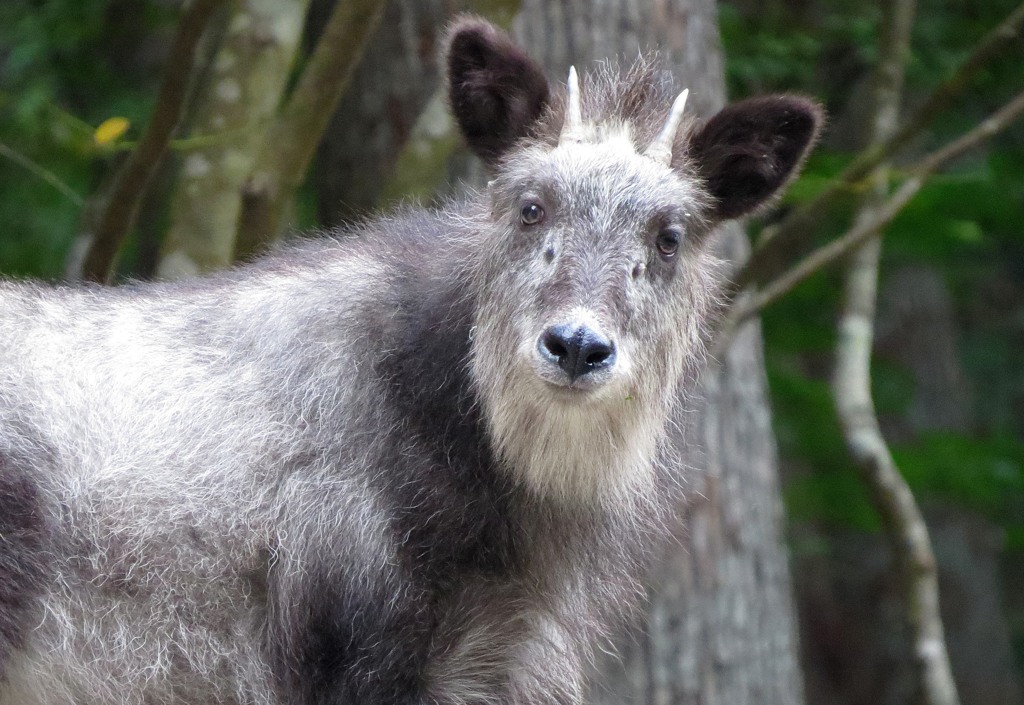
[158,0,310,279]
[876,266,973,437]
[312,0,462,227]
[232,0,387,259]
[598,285,804,705]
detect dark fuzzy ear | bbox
[446,17,550,165]
[688,96,823,220]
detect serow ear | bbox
[446,17,550,166]
[689,95,823,221]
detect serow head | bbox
[445,17,822,494]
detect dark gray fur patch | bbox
[0,452,51,681]
[265,211,528,705]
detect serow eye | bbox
[655,228,681,259]
[521,203,545,226]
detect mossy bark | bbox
[158,0,310,279]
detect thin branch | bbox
[835,0,960,703]
[870,1,1024,174]
[112,121,270,153]
[233,0,388,261]
[837,231,962,705]
[0,142,84,206]
[712,88,1024,352]
[80,0,225,284]
[834,216,961,705]
[0,90,96,142]
[833,352,956,705]
[734,1,1024,291]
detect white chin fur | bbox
[476,341,661,505]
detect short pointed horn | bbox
[560,66,584,144]
[644,89,689,164]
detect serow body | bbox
[0,18,821,705]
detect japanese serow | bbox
[0,17,821,705]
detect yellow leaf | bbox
[94,117,130,146]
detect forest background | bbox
[0,1,1022,704]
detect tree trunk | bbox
[158,0,309,279]
[594,293,804,705]
[311,0,482,226]
[314,3,806,703]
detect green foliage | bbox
[769,365,883,531]
[0,0,174,277]
[893,433,1024,532]
[720,0,1024,550]
[719,1,878,100]
[777,152,852,204]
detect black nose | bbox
[538,323,616,381]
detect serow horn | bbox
[644,88,689,165]
[559,66,584,144]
